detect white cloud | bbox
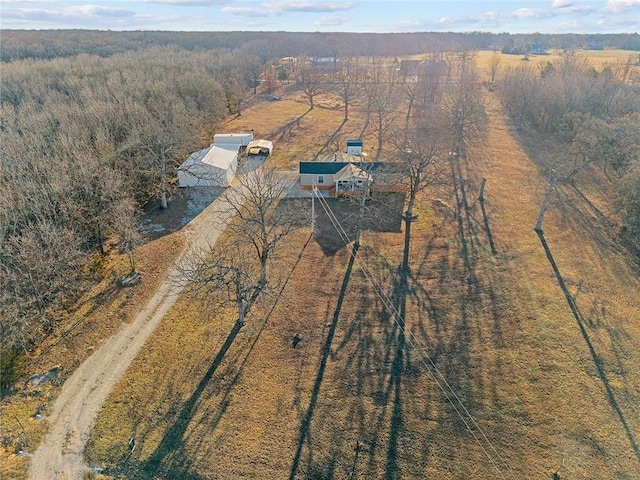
[597,12,640,25]
[315,14,349,25]
[511,8,554,19]
[67,4,133,17]
[265,1,355,13]
[221,1,355,19]
[222,6,276,17]
[0,0,56,4]
[552,0,596,15]
[141,0,227,4]
[436,11,502,28]
[1,4,135,21]
[603,0,640,13]
[393,2,605,33]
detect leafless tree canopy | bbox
[0,47,254,349]
[500,51,640,238]
[178,165,301,325]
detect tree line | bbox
[2,30,639,63]
[499,52,640,244]
[0,46,261,351]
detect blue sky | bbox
[1,0,639,33]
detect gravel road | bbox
[28,169,261,479]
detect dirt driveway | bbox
[28,171,259,479]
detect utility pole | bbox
[311,185,316,234]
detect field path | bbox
[28,166,264,479]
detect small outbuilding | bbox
[345,139,363,156]
[246,139,274,156]
[178,131,256,188]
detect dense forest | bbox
[1,29,639,363]
[0,46,259,352]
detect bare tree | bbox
[298,62,323,110]
[400,72,420,132]
[132,101,198,210]
[489,50,502,84]
[443,50,487,156]
[617,161,640,249]
[420,51,447,106]
[534,151,598,232]
[0,220,86,349]
[111,196,142,274]
[333,57,359,122]
[179,165,300,325]
[393,111,449,268]
[500,65,539,130]
[364,60,400,158]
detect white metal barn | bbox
[177,144,239,187]
[213,132,253,148]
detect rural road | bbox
[28,162,276,479]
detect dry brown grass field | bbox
[85,54,639,478]
[476,48,639,76]
[2,48,639,480]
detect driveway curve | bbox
[29,170,258,479]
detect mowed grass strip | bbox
[464,90,640,477]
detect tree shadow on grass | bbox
[288,243,359,480]
[535,229,640,463]
[556,183,640,277]
[478,178,497,255]
[311,118,348,162]
[312,193,406,256]
[268,108,313,143]
[140,315,246,478]
[129,235,314,479]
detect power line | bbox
[311,187,518,479]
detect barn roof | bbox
[180,144,238,172]
[202,145,238,170]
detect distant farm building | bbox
[178,144,239,187]
[279,57,297,70]
[399,59,425,77]
[530,44,549,55]
[213,132,253,148]
[309,56,338,71]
